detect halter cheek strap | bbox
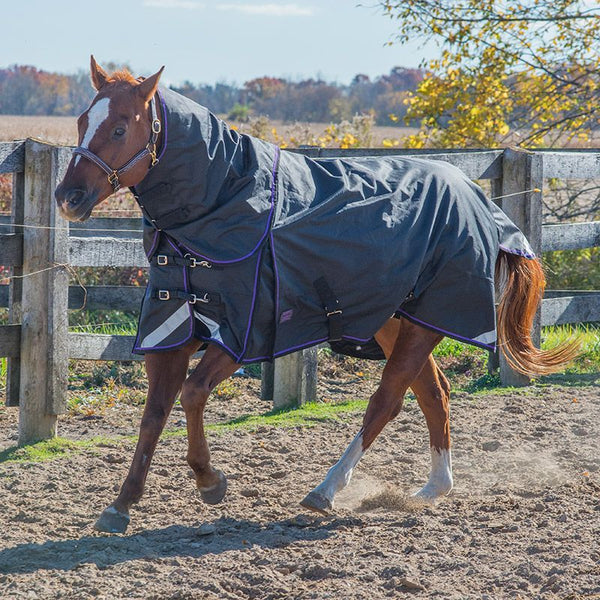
[72,95,161,192]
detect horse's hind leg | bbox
[178,344,240,504]
[94,340,199,534]
[301,318,442,514]
[373,318,452,500]
[410,356,453,500]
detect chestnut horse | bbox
[55,58,579,534]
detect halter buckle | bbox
[152,119,162,134]
[107,171,120,191]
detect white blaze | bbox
[74,97,111,167]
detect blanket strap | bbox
[313,277,344,342]
[151,254,218,269]
[152,289,221,305]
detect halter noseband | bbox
[72,95,161,192]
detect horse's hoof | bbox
[199,470,228,505]
[300,491,332,515]
[94,506,130,534]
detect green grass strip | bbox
[0,399,369,464]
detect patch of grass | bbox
[214,398,369,431]
[434,338,486,360]
[0,435,126,464]
[162,398,370,440]
[541,323,600,375]
[0,437,83,463]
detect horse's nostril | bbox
[65,189,86,207]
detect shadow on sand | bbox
[0,514,361,575]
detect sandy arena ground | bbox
[0,374,599,599]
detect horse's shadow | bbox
[0,515,355,575]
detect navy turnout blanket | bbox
[132,87,534,362]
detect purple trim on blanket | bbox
[165,235,184,257]
[156,89,168,162]
[343,334,378,343]
[270,231,280,320]
[273,337,329,357]
[499,245,536,260]
[236,250,264,361]
[179,146,281,264]
[395,309,496,352]
[145,229,161,259]
[197,336,240,363]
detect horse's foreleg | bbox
[410,356,453,500]
[179,344,240,504]
[94,340,198,533]
[301,318,442,514]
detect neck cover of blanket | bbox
[131,87,534,363]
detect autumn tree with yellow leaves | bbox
[380,0,600,148]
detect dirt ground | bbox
[0,370,599,599]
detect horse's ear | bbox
[90,55,109,91]
[137,67,165,103]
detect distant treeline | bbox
[0,64,423,125]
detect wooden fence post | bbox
[18,140,70,444]
[261,349,317,409]
[497,148,543,386]
[6,171,24,407]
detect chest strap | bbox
[151,254,218,269]
[313,276,344,342]
[153,289,221,305]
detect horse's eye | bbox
[113,127,126,138]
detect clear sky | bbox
[3,0,436,86]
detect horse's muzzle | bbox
[55,184,98,222]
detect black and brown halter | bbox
[72,95,161,192]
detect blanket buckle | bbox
[157,255,168,266]
[158,290,170,301]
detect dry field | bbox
[0,115,413,148]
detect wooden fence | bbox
[1,140,599,444]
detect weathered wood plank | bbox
[69,333,142,361]
[541,294,600,326]
[0,233,23,267]
[271,348,317,408]
[498,148,543,386]
[286,148,504,180]
[0,141,25,174]
[68,285,146,311]
[542,221,600,252]
[69,236,148,267]
[1,284,146,311]
[19,140,69,442]
[541,150,600,179]
[0,324,21,358]
[69,217,143,239]
[6,171,25,406]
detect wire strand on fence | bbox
[5,262,88,310]
[0,187,543,234]
[0,222,142,234]
[490,188,541,201]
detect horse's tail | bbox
[495,250,581,376]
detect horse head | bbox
[55,56,164,222]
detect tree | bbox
[380,1,600,147]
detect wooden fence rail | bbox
[1,140,599,443]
